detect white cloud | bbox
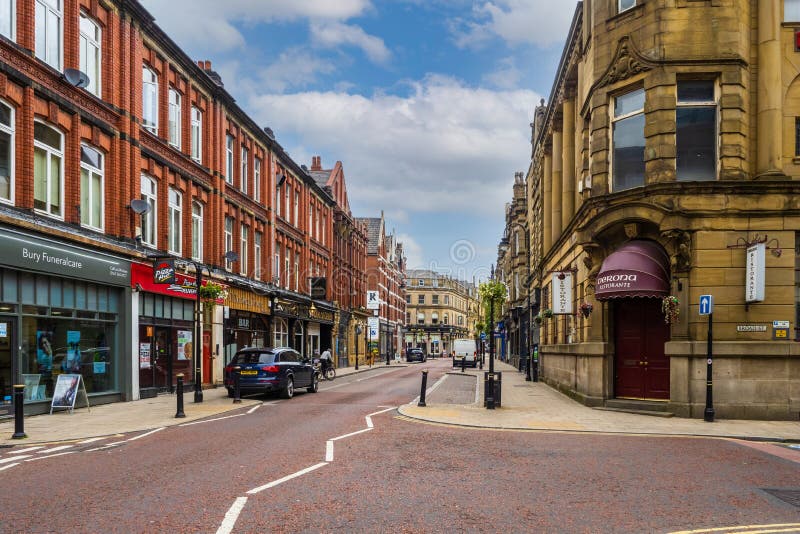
[246,75,539,222]
[258,48,337,93]
[451,1,576,49]
[311,22,391,64]
[483,57,521,89]
[140,0,374,52]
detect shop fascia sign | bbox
[0,228,130,286]
[745,243,765,303]
[366,290,380,310]
[131,263,224,301]
[551,272,573,314]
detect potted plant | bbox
[198,281,227,306]
[662,295,679,324]
[542,308,554,319]
[579,301,593,318]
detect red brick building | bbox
[0,0,362,413]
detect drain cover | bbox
[762,488,800,508]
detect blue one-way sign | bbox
[699,294,714,315]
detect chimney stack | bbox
[311,156,322,171]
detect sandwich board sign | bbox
[50,374,91,414]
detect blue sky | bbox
[140,0,578,282]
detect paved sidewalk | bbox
[0,363,384,446]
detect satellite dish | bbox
[276,173,286,188]
[64,68,91,89]
[224,250,239,262]
[129,199,152,215]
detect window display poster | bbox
[51,374,81,408]
[139,343,151,369]
[63,330,81,373]
[36,331,54,372]
[22,374,41,401]
[177,330,193,360]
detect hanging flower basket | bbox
[533,314,543,325]
[198,281,227,306]
[579,301,593,318]
[662,295,679,324]
[542,309,554,319]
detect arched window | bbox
[273,317,288,348]
[0,100,14,204]
[79,13,101,97]
[142,65,158,133]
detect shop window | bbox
[142,65,158,134]
[225,134,234,184]
[254,231,262,280]
[190,106,202,163]
[241,146,248,194]
[168,88,181,149]
[191,201,203,262]
[224,217,234,271]
[240,223,248,275]
[611,88,645,191]
[168,188,182,255]
[0,100,14,204]
[79,144,104,231]
[140,175,157,248]
[619,0,636,13]
[786,0,800,22]
[1,0,14,40]
[676,80,717,181]
[33,121,63,218]
[35,0,62,70]
[79,13,101,97]
[254,157,261,202]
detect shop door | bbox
[0,317,15,417]
[202,331,212,385]
[153,328,172,392]
[613,298,670,400]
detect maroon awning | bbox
[594,240,670,300]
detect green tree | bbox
[478,280,507,333]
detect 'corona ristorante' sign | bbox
[551,272,573,314]
[745,243,765,303]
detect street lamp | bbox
[354,323,362,370]
[502,220,534,381]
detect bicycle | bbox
[313,359,336,380]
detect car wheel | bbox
[307,373,319,393]
[282,377,294,399]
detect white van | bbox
[452,338,477,368]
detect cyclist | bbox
[319,348,333,375]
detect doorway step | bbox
[595,398,674,417]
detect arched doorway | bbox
[595,240,672,401]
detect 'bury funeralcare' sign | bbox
[0,228,130,286]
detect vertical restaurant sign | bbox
[745,243,765,303]
[551,272,573,314]
[153,258,176,284]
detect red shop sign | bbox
[131,262,223,300]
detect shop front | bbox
[131,263,224,395]
[309,304,335,358]
[0,227,131,415]
[222,287,271,366]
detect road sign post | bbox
[699,295,714,422]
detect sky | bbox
[140,0,579,283]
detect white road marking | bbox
[25,451,76,461]
[412,374,447,405]
[668,525,800,534]
[368,407,396,417]
[179,413,245,426]
[326,440,334,462]
[246,462,328,495]
[247,405,261,414]
[7,446,43,454]
[77,437,106,444]
[85,441,126,452]
[215,497,248,534]
[127,427,165,441]
[331,428,372,441]
[38,445,73,454]
[0,462,20,471]
[1,455,30,463]
[366,416,373,428]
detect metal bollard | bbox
[12,384,26,439]
[175,373,186,418]
[486,373,495,410]
[233,366,242,403]
[525,356,532,381]
[461,356,466,373]
[418,370,429,407]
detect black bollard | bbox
[418,370,429,407]
[175,373,186,418]
[12,384,26,439]
[486,373,495,410]
[233,366,242,404]
[386,352,390,366]
[525,355,532,381]
[461,356,466,373]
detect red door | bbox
[202,331,212,385]
[613,298,670,400]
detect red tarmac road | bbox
[1,360,798,534]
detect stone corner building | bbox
[528,0,799,420]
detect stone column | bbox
[757,0,782,176]
[562,98,576,229]
[551,129,563,244]
[543,152,553,253]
